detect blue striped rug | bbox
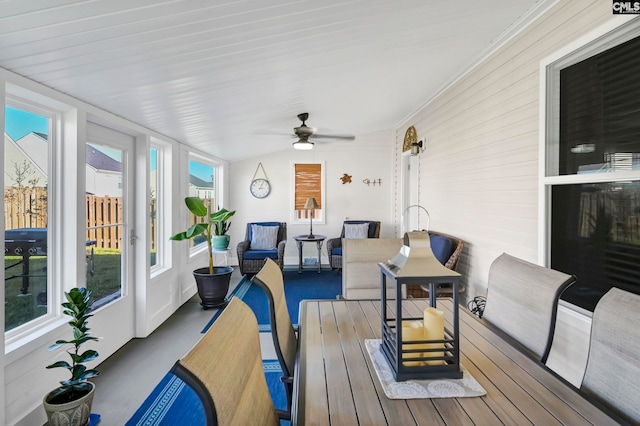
[202,268,342,333]
[126,360,287,425]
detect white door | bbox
[85,123,135,354]
[401,153,420,233]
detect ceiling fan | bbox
[291,112,355,150]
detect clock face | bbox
[250,178,271,198]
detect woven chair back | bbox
[582,288,640,424]
[174,297,279,426]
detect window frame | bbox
[149,138,173,276]
[291,161,326,225]
[4,92,65,349]
[539,17,640,310]
[186,153,219,258]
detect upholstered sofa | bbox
[342,238,403,299]
[341,231,463,299]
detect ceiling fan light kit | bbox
[290,112,354,150]
[293,137,314,150]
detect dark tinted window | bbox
[552,182,640,311]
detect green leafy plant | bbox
[170,197,236,274]
[46,288,100,403]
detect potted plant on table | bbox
[43,287,100,426]
[171,197,236,309]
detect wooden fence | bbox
[4,187,130,249]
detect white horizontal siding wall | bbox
[395,0,616,383]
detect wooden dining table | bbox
[292,298,620,425]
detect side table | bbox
[294,235,326,273]
[213,249,231,267]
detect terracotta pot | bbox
[43,382,95,426]
[193,266,233,309]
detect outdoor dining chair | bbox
[170,297,283,426]
[251,258,297,420]
[482,253,575,363]
[581,287,640,424]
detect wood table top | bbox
[292,298,619,425]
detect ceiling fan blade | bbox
[311,133,356,140]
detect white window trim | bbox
[186,152,226,259]
[149,138,173,277]
[4,91,70,352]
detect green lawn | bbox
[4,249,124,331]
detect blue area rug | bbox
[202,267,342,333]
[126,360,287,425]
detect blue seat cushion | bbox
[243,249,278,260]
[331,247,342,256]
[430,235,453,265]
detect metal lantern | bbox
[379,231,462,381]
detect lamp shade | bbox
[304,197,319,210]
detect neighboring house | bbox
[85,144,122,197]
[4,132,47,188]
[4,132,124,197]
[188,174,214,199]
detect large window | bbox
[188,158,215,249]
[4,105,52,331]
[544,21,640,311]
[150,147,158,267]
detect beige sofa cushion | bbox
[342,238,403,299]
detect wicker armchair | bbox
[327,220,381,269]
[406,230,465,298]
[236,222,287,275]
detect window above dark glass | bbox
[558,35,640,176]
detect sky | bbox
[5,106,213,182]
[4,106,48,140]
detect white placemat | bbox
[365,339,486,399]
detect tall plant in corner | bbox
[170,197,236,274]
[44,287,100,426]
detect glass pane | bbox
[558,35,640,175]
[86,143,123,309]
[552,181,640,311]
[150,148,157,267]
[188,160,215,248]
[4,106,50,331]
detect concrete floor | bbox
[90,268,276,425]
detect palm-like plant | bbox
[46,287,100,403]
[170,197,236,274]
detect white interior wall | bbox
[394,0,618,384]
[228,130,395,266]
[396,0,613,303]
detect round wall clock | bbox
[250,178,271,198]
[403,126,417,152]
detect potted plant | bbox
[171,197,235,309]
[43,287,100,426]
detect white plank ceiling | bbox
[0,0,548,161]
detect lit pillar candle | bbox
[401,320,425,366]
[423,307,445,365]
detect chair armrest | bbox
[326,237,341,252]
[277,239,286,255]
[236,240,250,262]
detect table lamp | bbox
[304,197,319,238]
